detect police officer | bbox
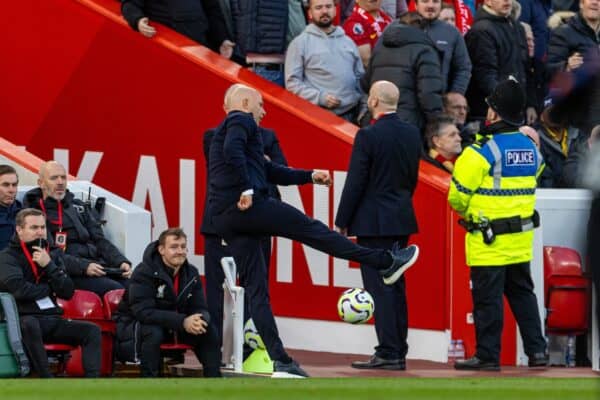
[448,77,548,371]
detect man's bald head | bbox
[38,161,68,201]
[224,83,266,124]
[368,81,399,115]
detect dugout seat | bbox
[543,246,591,335]
[57,290,115,376]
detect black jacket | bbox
[362,21,443,131]
[23,189,130,276]
[207,111,312,216]
[121,0,230,50]
[335,113,421,236]
[230,0,288,55]
[546,13,600,132]
[201,126,288,235]
[537,125,586,188]
[0,236,74,316]
[465,7,531,120]
[117,241,209,331]
[0,200,21,251]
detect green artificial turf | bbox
[0,377,597,400]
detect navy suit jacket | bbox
[335,113,421,236]
[207,111,312,217]
[201,125,289,234]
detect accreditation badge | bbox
[55,231,67,250]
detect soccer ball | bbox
[337,288,375,324]
[243,318,265,349]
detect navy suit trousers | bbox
[357,236,409,360]
[211,197,392,362]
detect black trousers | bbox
[212,197,393,362]
[357,236,409,360]
[138,324,221,377]
[19,315,101,377]
[71,276,127,297]
[470,262,546,363]
[204,234,271,350]
[588,196,600,340]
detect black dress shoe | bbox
[454,356,500,371]
[528,352,549,368]
[351,355,406,370]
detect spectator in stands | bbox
[465,0,538,124]
[115,228,221,377]
[121,0,235,59]
[0,208,101,378]
[341,0,408,21]
[439,3,456,25]
[424,114,463,172]
[442,92,478,145]
[521,22,545,111]
[518,0,551,64]
[562,124,600,187]
[24,161,131,297]
[343,0,393,67]
[229,0,306,86]
[415,0,472,95]
[537,105,587,187]
[547,0,600,134]
[0,165,20,251]
[362,12,443,131]
[285,0,364,122]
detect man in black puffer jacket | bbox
[465,0,536,124]
[362,12,443,132]
[121,0,234,58]
[115,228,221,377]
[0,208,101,378]
[547,0,600,134]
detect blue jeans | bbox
[253,66,284,87]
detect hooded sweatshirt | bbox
[285,24,364,115]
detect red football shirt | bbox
[343,5,392,49]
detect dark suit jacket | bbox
[201,125,288,234]
[335,113,421,236]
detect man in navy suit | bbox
[202,88,289,351]
[207,83,419,378]
[336,81,421,370]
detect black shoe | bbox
[454,356,500,371]
[272,359,309,378]
[380,244,419,285]
[528,352,549,368]
[351,355,406,370]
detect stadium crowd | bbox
[0,0,598,379]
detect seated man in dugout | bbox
[114,228,221,377]
[24,161,132,297]
[423,114,463,173]
[0,208,101,378]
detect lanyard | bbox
[19,241,41,283]
[39,199,63,231]
[173,273,180,295]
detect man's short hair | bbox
[0,165,17,179]
[15,208,45,228]
[399,11,426,29]
[158,228,187,246]
[425,114,457,149]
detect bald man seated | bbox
[23,161,131,297]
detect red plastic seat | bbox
[103,289,125,320]
[57,290,105,320]
[543,246,591,335]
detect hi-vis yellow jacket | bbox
[448,131,544,267]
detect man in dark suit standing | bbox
[335,80,422,371]
[207,83,419,378]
